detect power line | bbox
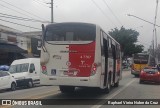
[0,4,38,20]
[0,18,41,30]
[0,12,49,23]
[33,0,50,8]
[102,0,123,26]
[0,0,48,21]
[0,15,48,23]
[36,0,49,3]
[90,0,117,27]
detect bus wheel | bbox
[59,86,75,93]
[114,80,119,87]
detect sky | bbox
[0,0,159,50]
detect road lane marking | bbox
[91,78,136,108]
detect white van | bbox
[9,58,40,88]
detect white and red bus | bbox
[40,22,122,93]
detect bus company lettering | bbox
[80,55,91,59]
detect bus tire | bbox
[59,86,75,93]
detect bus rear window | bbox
[133,54,149,64]
[134,59,148,64]
[44,23,96,42]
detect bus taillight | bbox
[91,63,97,75]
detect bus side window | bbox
[108,38,112,58]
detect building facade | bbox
[0,24,41,65]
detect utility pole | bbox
[47,0,54,23]
[127,0,159,65]
[153,0,159,65]
[51,0,54,23]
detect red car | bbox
[139,66,160,84]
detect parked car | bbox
[9,58,40,88]
[139,66,160,84]
[0,71,16,91]
[0,65,9,71]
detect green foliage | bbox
[109,26,144,56]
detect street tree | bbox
[108,26,144,57]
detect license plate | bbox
[63,71,74,75]
[63,70,78,76]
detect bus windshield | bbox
[44,23,96,43]
[133,54,149,64]
[9,63,29,73]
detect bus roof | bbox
[46,22,96,28]
[45,22,120,46]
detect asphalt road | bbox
[0,69,160,108]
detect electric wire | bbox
[0,18,41,30]
[0,4,39,21]
[33,0,50,8]
[0,0,49,21]
[0,12,49,23]
[102,0,123,26]
[90,0,118,28]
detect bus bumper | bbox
[40,75,101,88]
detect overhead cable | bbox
[102,0,123,26]
[0,18,41,30]
[33,0,50,8]
[0,0,49,21]
[90,0,117,28]
[0,12,49,23]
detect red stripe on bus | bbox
[69,42,95,77]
